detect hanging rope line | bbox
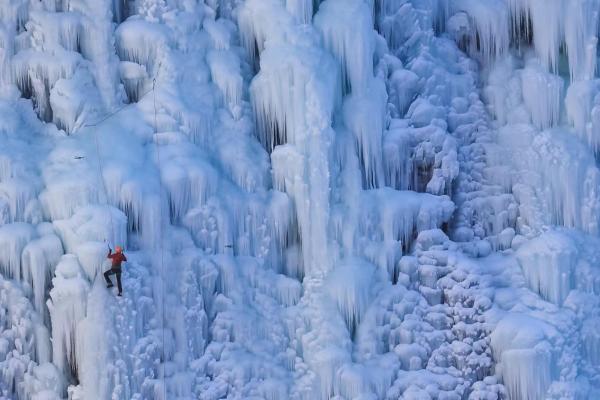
[76,63,168,397]
[91,117,116,244]
[71,84,158,135]
[74,63,163,246]
[151,72,168,400]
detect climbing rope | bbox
[152,73,169,400]
[75,63,168,397]
[73,63,163,247]
[71,84,158,133]
[91,118,116,245]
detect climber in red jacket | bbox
[104,245,127,296]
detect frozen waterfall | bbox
[0,0,599,399]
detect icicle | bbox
[237,0,294,67]
[28,11,82,53]
[270,140,332,275]
[21,233,64,317]
[285,0,313,24]
[0,222,36,281]
[342,79,387,189]
[160,149,220,222]
[74,241,110,281]
[118,61,148,103]
[0,277,54,394]
[115,19,169,73]
[388,69,420,117]
[140,194,166,250]
[496,75,600,234]
[491,314,557,400]
[47,255,90,381]
[20,363,65,400]
[305,347,351,400]
[214,132,272,193]
[582,318,600,366]
[238,256,303,306]
[0,1,28,34]
[75,282,128,400]
[508,0,563,73]
[266,191,296,266]
[565,80,600,152]
[334,363,372,399]
[358,189,455,254]
[50,69,101,134]
[250,39,339,151]
[520,60,563,130]
[564,0,600,81]
[450,0,510,62]
[533,130,600,232]
[206,50,243,118]
[116,182,142,234]
[382,121,412,191]
[0,178,37,222]
[112,0,129,23]
[11,50,81,122]
[39,156,100,222]
[53,206,128,253]
[271,145,304,192]
[179,253,210,352]
[183,198,232,255]
[314,0,375,95]
[376,0,442,51]
[499,348,552,400]
[326,260,379,336]
[516,231,577,305]
[203,18,232,51]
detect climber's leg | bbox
[116,271,122,295]
[104,269,115,288]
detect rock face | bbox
[0,0,599,399]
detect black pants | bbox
[104,268,122,294]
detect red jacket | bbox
[107,250,127,269]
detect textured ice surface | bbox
[0,0,599,399]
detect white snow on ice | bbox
[0,0,599,399]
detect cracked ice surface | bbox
[0,0,599,399]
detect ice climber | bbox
[104,245,127,296]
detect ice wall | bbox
[47,255,89,384]
[516,231,579,305]
[450,0,600,80]
[0,0,599,399]
[491,314,556,400]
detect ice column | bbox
[253,38,339,275]
[450,0,510,61]
[490,314,556,400]
[516,231,577,305]
[47,255,90,382]
[314,0,374,95]
[21,231,64,317]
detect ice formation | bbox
[0,0,599,399]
